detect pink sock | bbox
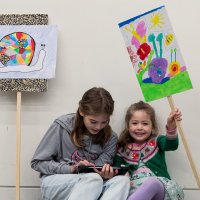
[128,177,165,200]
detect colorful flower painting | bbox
[119,6,193,102]
[0,25,57,79]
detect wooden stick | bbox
[16,91,21,200]
[167,96,200,189]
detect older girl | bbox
[31,87,130,200]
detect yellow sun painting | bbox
[150,12,165,30]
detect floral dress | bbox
[130,160,184,200]
[115,136,184,200]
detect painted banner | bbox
[119,6,192,101]
[0,25,57,79]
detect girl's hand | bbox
[94,164,117,179]
[167,108,182,131]
[70,160,95,173]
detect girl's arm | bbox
[113,154,126,167]
[158,108,182,151]
[166,108,182,131]
[31,123,72,175]
[93,132,118,166]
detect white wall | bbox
[0,0,200,199]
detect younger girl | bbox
[31,87,130,200]
[114,101,184,200]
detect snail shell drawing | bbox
[0,32,35,66]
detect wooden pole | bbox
[16,91,21,200]
[167,96,200,189]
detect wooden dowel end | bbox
[167,96,200,189]
[16,91,21,200]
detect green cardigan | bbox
[114,134,179,180]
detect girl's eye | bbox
[131,122,138,125]
[143,122,150,126]
[90,121,108,125]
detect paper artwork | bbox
[0,14,48,92]
[119,6,192,101]
[0,25,57,79]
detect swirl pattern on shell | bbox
[0,32,35,66]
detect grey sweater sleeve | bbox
[31,122,71,175]
[94,132,118,166]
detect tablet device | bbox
[77,166,129,175]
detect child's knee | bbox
[114,175,130,186]
[144,177,164,192]
[86,173,103,183]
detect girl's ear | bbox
[151,129,155,136]
[79,109,84,116]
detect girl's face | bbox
[128,110,152,144]
[82,113,110,135]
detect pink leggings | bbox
[128,177,165,200]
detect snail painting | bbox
[0,25,57,79]
[0,32,35,66]
[119,5,192,101]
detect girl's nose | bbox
[95,123,103,130]
[137,123,143,129]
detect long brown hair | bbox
[118,101,159,150]
[71,87,114,147]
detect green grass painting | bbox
[137,71,193,102]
